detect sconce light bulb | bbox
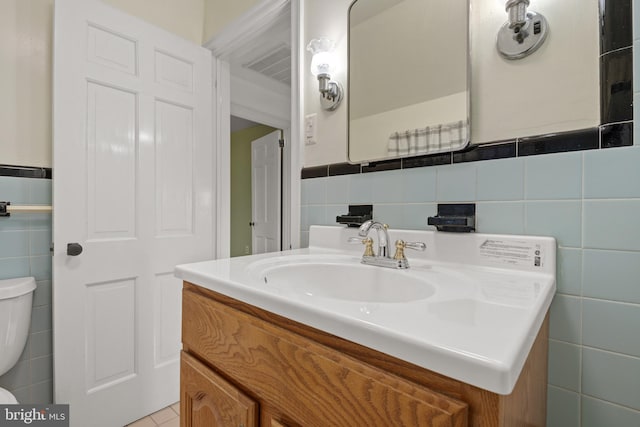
[307,37,337,76]
[310,51,336,76]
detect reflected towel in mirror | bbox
[387,120,468,157]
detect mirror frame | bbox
[347,0,472,164]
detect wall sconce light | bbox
[307,37,343,111]
[497,0,548,60]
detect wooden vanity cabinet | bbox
[181,282,548,427]
[181,352,258,427]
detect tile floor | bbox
[126,402,180,427]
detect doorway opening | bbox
[206,0,301,258]
[230,116,282,256]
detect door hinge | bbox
[279,139,285,148]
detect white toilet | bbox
[0,276,37,404]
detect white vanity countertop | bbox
[175,226,556,395]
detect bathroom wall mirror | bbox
[348,0,470,163]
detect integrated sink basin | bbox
[247,255,435,303]
[175,225,556,395]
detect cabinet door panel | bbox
[183,289,468,427]
[181,352,258,427]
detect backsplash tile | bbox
[584,145,640,198]
[401,204,436,230]
[403,168,437,202]
[583,200,640,250]
[582,298,640,357]
[435,163,477,202]
[325,175,349,204]
[582,396,640,427]
[548,340,581,392]
[369,169,405,203]
[582,347,640,411]
[476,158,524,201]
[348,174,374,204]
[525,152,583,200]
[549,295,582,344]
[525,201,582,247]
[583,249,640,304]
[475,202,524,235]
[547,386,580,427]
[556,248,582,296]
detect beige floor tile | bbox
[158,417,180,427]
[170,402,180,415]
[150,407,177,425]
[126,417,156,427]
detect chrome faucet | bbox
[358,220,390,257]
[348,220,426,269]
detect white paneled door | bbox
[251,130,281,254]
[52,0,213,425]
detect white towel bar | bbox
[0,202,52,216]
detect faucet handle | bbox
[404,241,426,251]
[348,237,375,257]
[393,240,426,261]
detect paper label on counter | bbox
[479,239,544,268]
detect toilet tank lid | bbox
[0,277,36,299]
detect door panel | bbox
[251,130,281,254]
[53,0,213,425]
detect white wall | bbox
[203,0,263,42]
[103,0,205,43]
[0,0,54,168]
[303,0,600,167]
[304,0,351,167]
[0,0,206,168]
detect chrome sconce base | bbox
[497,11,549,60]
[317,74,343,111]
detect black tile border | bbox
[601,46,633,124]
[600,0,632,55]
[0,165,52,179]
[301,0,634,180]
[403,152,452,169]
[601,121,634,148]
[518,128,600,156]
[301,165,329,179]
[301,125,634,179]
[328,162,361,176]
[362,159,402,173]
[453,140,516,163]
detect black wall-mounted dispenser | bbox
[336,205,373,227]
[428,204,475,232]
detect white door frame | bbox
[205,0,302,258]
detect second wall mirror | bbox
[348,0,470,163]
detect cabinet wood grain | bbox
[181,282,548,427]
[181,351,258,427]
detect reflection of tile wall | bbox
[0,176,53,403]
[300,146,640,426]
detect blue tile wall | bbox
[300,146,640,425]
[0,177,53,403]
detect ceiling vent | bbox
[243,44,291,85]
